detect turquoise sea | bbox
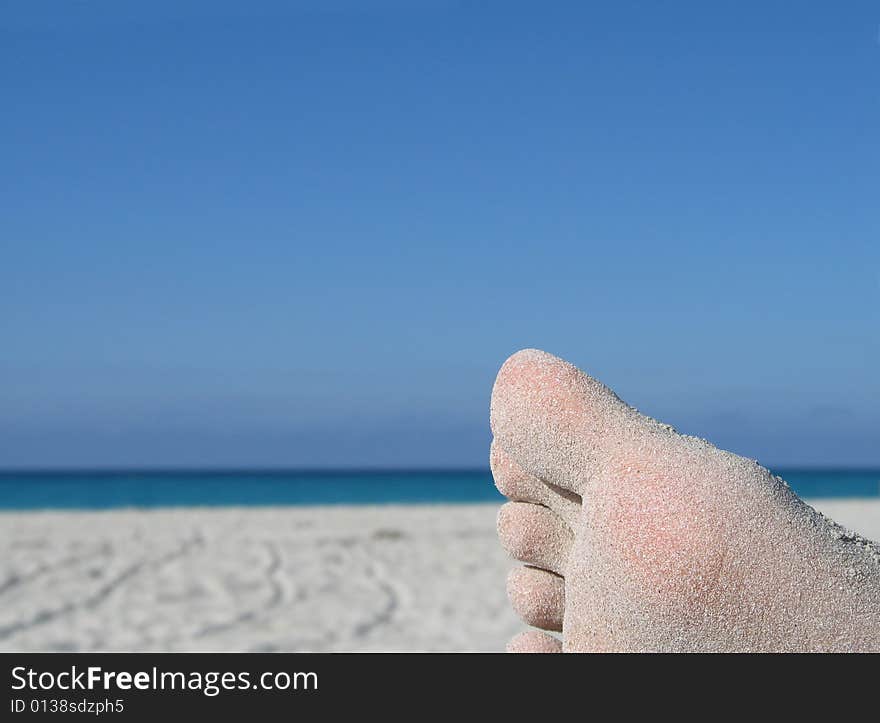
[0,469,878,510]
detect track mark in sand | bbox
[278,537,402,650]
[194,541,286,639]
[0,535,203,642]
[351,556,400,639]
[0,550,98,597]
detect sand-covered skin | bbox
[0,504,520,652]
[492,349,880,652]
[0,500,876,652]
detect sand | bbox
[0,499,878,652]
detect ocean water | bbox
[0,468,878,510]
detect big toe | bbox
[490,348,633,494]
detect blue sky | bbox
[2,1,878,468]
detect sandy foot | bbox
[492,349,880,652]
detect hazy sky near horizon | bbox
[2,1,879,468]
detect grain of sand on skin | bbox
[1,500,877,652]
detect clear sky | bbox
[2,1,878,468]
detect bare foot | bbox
[491,349,880,652]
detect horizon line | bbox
[1,465,879,476]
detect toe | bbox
[497,501,572,576]
[490,348,633,495]
[491,440,581,526]
[506,630,562,653]
[507,566,564,632]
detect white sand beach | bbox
[1,499,878,652]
